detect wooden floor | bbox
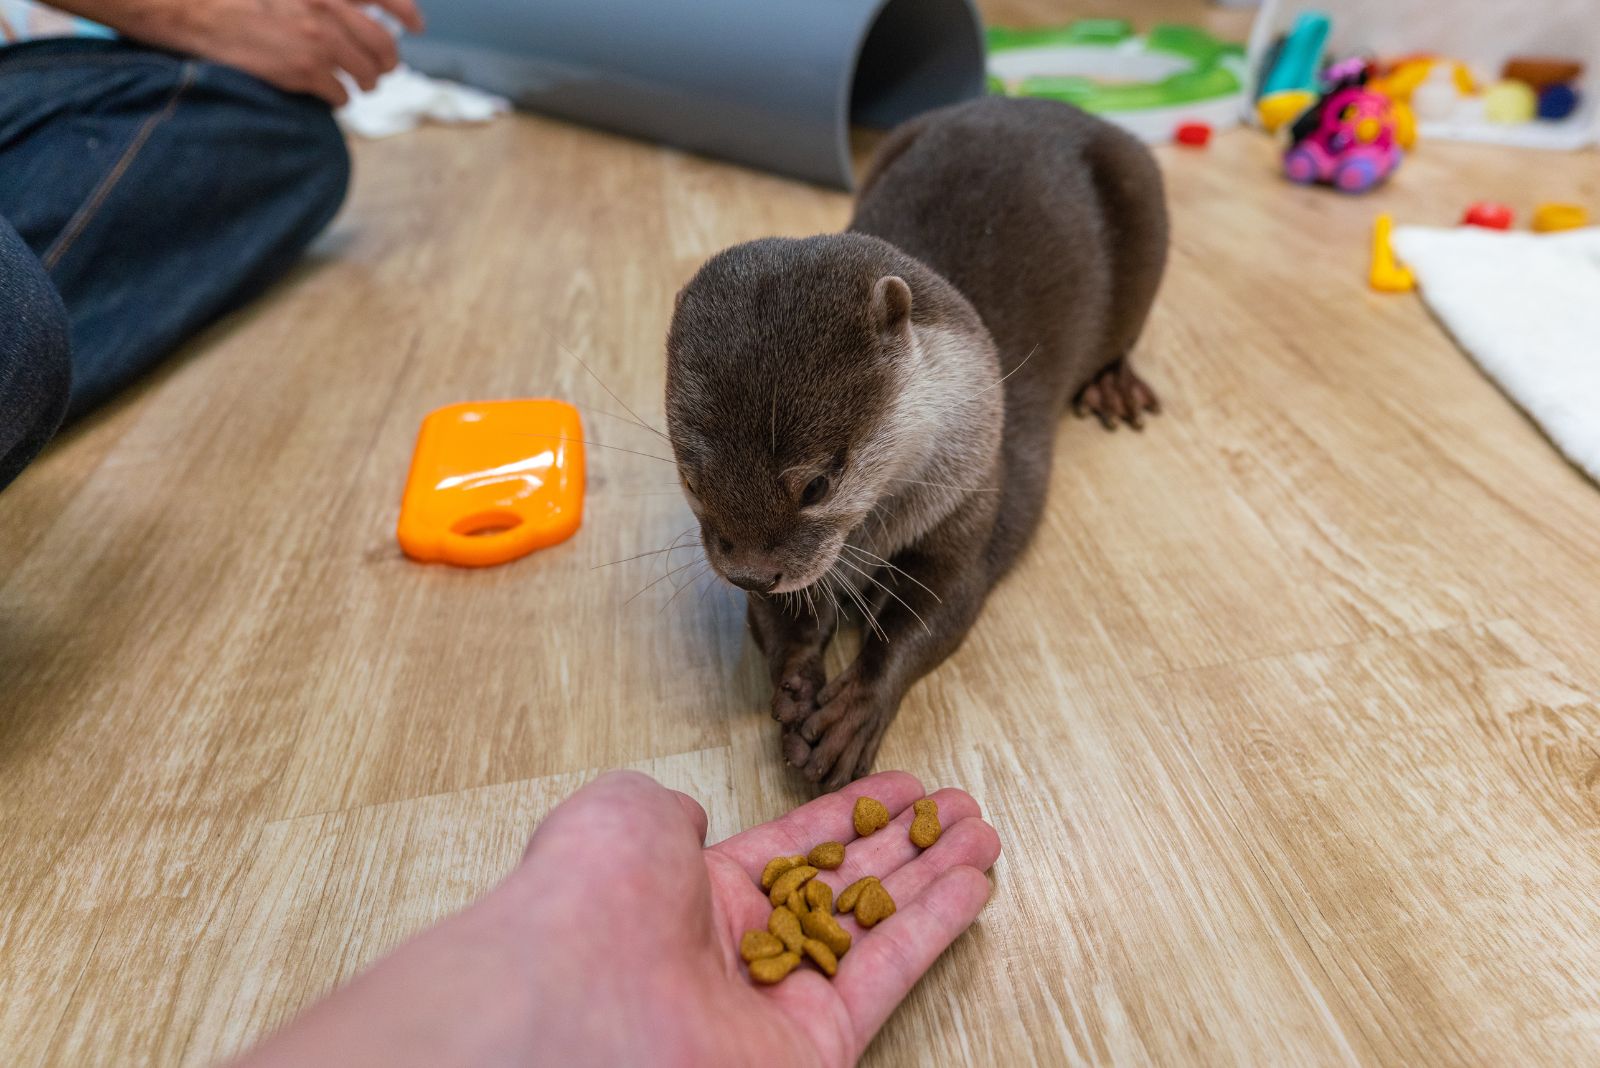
[6,2,1600,1064]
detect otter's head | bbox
[664,236,919,594]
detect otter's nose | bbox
[726,570,781,593]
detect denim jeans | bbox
[0,37,350,491]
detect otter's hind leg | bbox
[1074,123,1169,430]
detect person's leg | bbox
[0,215,73,492]
[0,38,350,420]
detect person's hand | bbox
[236,770,1001,1068]
[515,769,1002,1065]
[134,0,426,105]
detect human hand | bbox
[513,769,1001,1066]
[235,770,1001,1068]
[136,0,426,105]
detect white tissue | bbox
[338,64,510,139]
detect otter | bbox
[664,96,1168,788]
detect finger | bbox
[365,0,426,33]
[832,865,993,1051]
[712,812,997,962]
[326,1,401,82]
[315,11,382,89]
[859,817,1000,930]
[671,789,709,845]
[518,772,714,929]
[814,788,982,890]
[527,770,698,859]
[708,770,924,880]
[306,67,350,107]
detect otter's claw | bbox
[786,674,893,790]
[1074,358,1159,430]
[771,651,825,727]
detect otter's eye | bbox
[800,474,830,507]
[682,476,699,498]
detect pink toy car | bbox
[1283,75,1401,193]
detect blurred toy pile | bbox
[1253,9,1590,194]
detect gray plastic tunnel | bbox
[401,0,988,189]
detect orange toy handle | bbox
[436,516,549,568]
[398,399,586,568]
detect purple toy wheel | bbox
[1334,156,1379,192]
[1283,146,1320,184]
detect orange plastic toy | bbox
[398,399,585,567]
[1369,213,1414,293]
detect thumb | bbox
[523,770,707,864]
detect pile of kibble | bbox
[740,795,942,984]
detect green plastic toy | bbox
[987,20,1247,142]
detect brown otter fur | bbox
[665,97,1168,787]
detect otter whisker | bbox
[830,558,876,621]
[669,553,708,590]
[570,403,675,441]
[660,560,712,614]
[818,571,843,623]
[835,555,931,637]
[623,556,702,605]
[504,432,676,465]
[831,563,888,643]
[591,532,699,570]
[868,501,894,540]
[843,544,943,604]
[622,532,702,604]
[885,477,1000,494]
[929,342,1040,419]
[542,327,669,441]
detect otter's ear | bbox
[870,275,913,340]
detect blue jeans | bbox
[0,37,350,491]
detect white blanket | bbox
[1392,225,1600,483]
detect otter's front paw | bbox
[785,671,894,791]
[771,650,826,728]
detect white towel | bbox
[338,64,509,139]
[1391,224,1600,483]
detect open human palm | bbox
[514,769,1001,1066]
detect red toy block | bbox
[1460,202,1514,229]
[1175,121,1212,147]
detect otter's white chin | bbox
[771,556,841,595]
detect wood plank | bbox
[178,747,736,1067]
[1148,622,1600,1065]
[4,0,1600,1062]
